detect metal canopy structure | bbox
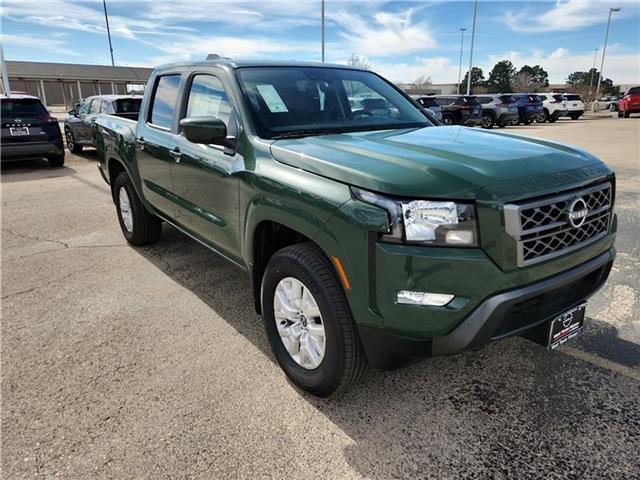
[3,60,153,108]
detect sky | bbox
[1,0,639,85]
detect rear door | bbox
[136,73,183,218]
[170,71,243,261]
[75,98,101,142]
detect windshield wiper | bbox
[271,129,338,140]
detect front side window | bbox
[101,100,114,114]
[236,67,430,139]
[185,75,232,127]
[78,98,92,115]
[149,74,181,129]
[89,99,101,114]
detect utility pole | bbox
[593,7,621,112]
[0,42,11,97]
[587,48,599,103]
[321,0,325,62]
[466,0,478,96]
[457,28,467,95]
[103,0,115,69]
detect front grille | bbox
[504,182,612,266]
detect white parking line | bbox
[563,346,640,381]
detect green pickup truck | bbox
[95,59,616,396]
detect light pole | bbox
[466,0,478,96]
[593,7,621,112]
[587,48,599,102]
[457,28,467,95]
[321,0,325,63]
[102,0,115,68]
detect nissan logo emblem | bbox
[567,197,589,228]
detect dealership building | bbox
[4,61,152,109]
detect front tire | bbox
[261,243,368,397]
[442,114,455,126]
[113,172,161,246]
[65,128,83,154]
[623,110,630,118]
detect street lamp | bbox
[457,28,467,95]
[587,48,599,102]
[466,0,478,96]
[321,0,325,63]
[593,7,621,111]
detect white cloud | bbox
[330,7,437,57]
[362,56,460,84]
[484,48,640,84]
[0,33,80,56]
[504,0,638,33]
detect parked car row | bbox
[414,92,586,129]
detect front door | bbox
[136,73,183,218]
[171,72,242,261]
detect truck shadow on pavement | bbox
[136,224,640,479]
[1,160,77,182]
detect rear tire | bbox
[480,113,494,129]
[113,171,161,246]
[543,109,551,122]
[47,153,65,167]
[569,113,581,120]
[261,243,368,397]
[65,128,83,154]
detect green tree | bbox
[459,67,485,94]
[486,60,517,93]
[517,65,549,90]
[567,69,620,98]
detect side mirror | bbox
[68,109,77,116]
[180,116,227,145]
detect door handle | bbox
[170,149,182,163]
[136,137,146,149]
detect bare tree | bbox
[511,71,546,93]
[347,54,372,70]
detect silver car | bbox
[474,94,520,128]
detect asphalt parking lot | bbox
[2,116,639,479]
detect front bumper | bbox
[1,140,63,162]
[358,244,615,369]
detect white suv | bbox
[561,93,585,120]
[537,93,569,122]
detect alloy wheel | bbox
[273,277,326,370]
[118,186,134,232]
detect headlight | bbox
[352,188,478,247]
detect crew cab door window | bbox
[149,74,181,129]
[185,75,233,130]
[101,100,114,114]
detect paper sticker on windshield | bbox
[256,84,289,113]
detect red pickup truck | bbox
[618,86,640,118]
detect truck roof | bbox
[155,58,367,72]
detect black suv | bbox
[434,95,482,126]
[1,95,64,167]
[65,95,142,153]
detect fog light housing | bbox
[397,291,454,307]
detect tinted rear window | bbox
[149,75,181,128]
[628,87,640,95]
[435,97,456,106]
[1,98,47,118]
[499,95,515,103]
[461,96,481,106]
[116,98,142,114]
[553,94,565,102]
[564,94,582,101]
[528,95,541,102]
[418,97,438,107]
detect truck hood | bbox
[270,126,604,200]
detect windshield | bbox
[627,87,640,95]
[115,98,142,114]
[236,67,431,139]
[1,98,47,118]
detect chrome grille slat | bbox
[504,182,612,267]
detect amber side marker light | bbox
[331,256,351,291]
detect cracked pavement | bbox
[2,116,639,479]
